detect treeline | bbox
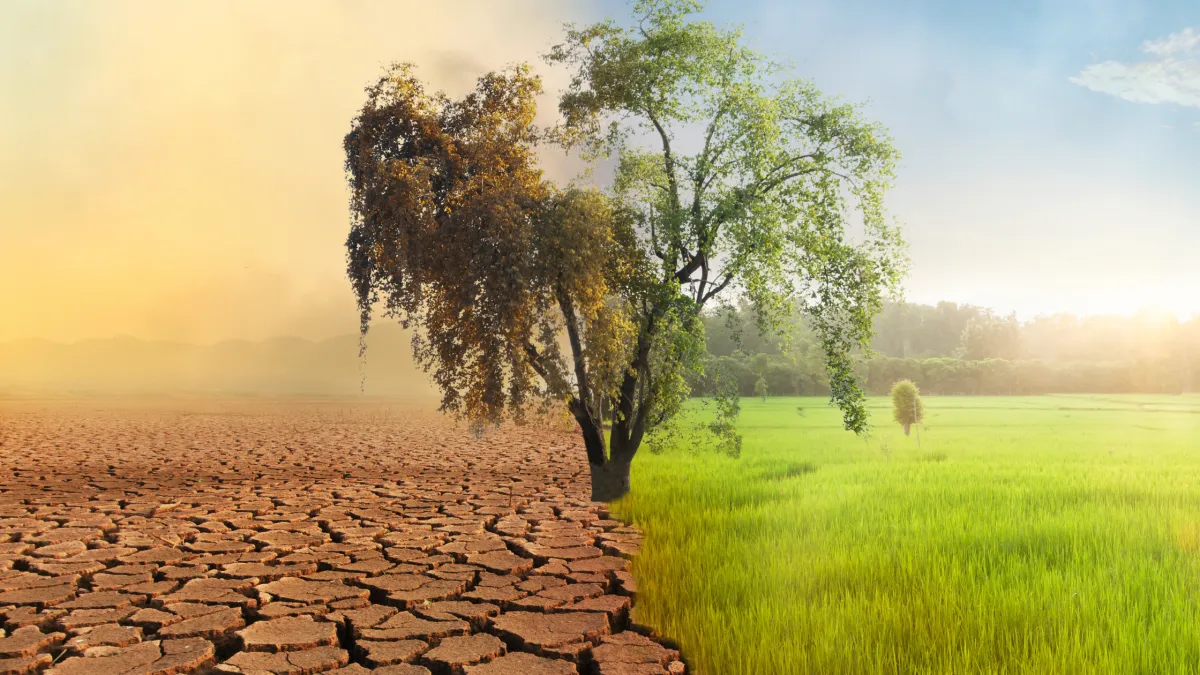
[690,354,1195,397]
[695,302,1200,396]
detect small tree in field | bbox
[344,0,906,501]
[890,380,924,436]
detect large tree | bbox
[344,0,906,501]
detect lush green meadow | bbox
[614,395,1200,674]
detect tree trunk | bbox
[571,402,635,502]
[577,414,608,466]
[903,422,911,436]
[571,400,607,467]
[589,459,632,502]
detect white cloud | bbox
[1143,27,1200,57]
[1069,27,1200,108]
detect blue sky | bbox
[671,0,1200,318]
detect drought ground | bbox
[619,395,1200,675]
[0,397,684,675]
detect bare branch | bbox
[556,288,595,415]
[694,252,710,304]
[699,271,734,305]
[645,108,682,213]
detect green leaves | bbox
[547,0,907,437]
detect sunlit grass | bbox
[614,395,1200,674]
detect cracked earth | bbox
[0,398,684,675]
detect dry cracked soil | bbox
[0,398,684,675]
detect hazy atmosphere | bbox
[3,0,1198,346]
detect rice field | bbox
[615,395,1200,674]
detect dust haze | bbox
[0,324,441,398]
[0,0,592,346]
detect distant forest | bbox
[695,302,1199,396]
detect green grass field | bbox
[613,395,1200,675]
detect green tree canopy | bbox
[547,0,906,434]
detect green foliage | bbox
[703,357,743,458]
[889,379,924,427]
[866,300,996,359]
[704,300,1200,375]
[546,0,907,437]
[690,311,1197,398]
[864,356,1191,396]
[705,352,1162,398]
[618,395,1200,673]
[752,352,771,377]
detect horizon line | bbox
[2,302,1197,347]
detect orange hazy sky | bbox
[0,0,594,343]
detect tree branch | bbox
[628,357,656,452]
[695,252,709,304]
[699,270,733,305]
[611,309,659,461]
[523,343,551,381]
[556,287,594,414]
[674,251,704,283]
[647,206,667,261]
[690,43,738,227]
[553,291,609,465]
[645,108,682,215]
[692,102,730,217]
[698,127,750,193]
[524,342,575,397]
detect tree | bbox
[890,379,924,435]
[344,0,906,501]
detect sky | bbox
[1,0,1197,344]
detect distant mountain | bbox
[0,324,437,397]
